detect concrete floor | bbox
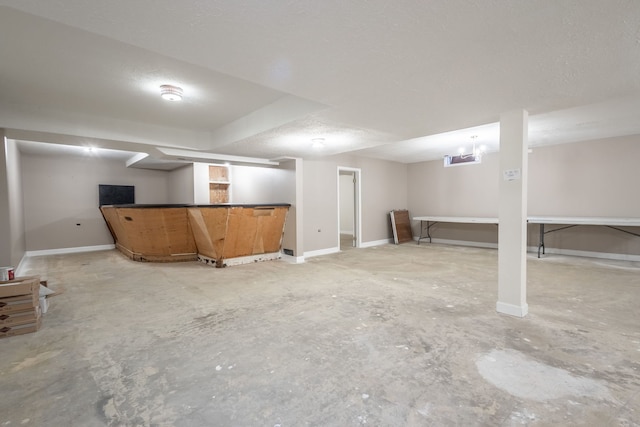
[1,243,639,426]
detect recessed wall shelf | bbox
[209,165,230,203]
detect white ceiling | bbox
[1,1,639,168]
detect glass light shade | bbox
[160,85,183,101]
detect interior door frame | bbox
[337,166,362,249]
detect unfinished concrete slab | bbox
[0,244,638,426]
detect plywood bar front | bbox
[100,204,290,267]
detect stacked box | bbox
[0,277,41,338]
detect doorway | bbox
[337,167,361,250]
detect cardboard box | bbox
[0,277,43,339]
[0,275,41,285]
[0,318,41,338]
[0,277,40,298]
[0,293,38,313]
[0,306,41,326]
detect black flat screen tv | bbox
[99,184,135,206]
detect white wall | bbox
[359,156,409,243]
[21,152,170,251]
[0,132,8,266]
[408,153,499,217]
[304,154,408,253]
[304,159,342,252]
[231,165,284,204]
[277,159,303,257]
[407,135,640,255]
[528,136,640,216]
[0,134,25,266]
[168,164,194,204]
[193,162,211,204]
[6,140,25,266]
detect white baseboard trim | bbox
[360,238,393,248]
[26,244,116,257]
[527,246,640,262]
[411,238,640,262]
[304,247,340,258]
[304,239,391,256]
[280,254,305,264]
[496,301,529,317]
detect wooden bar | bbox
[100,204,290,267]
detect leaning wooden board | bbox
[390,210,413,244]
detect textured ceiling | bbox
[1,1,639,167]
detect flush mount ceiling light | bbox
[311,138,325,149]
[160,84,183,101]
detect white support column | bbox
[0,130,11,266]
[497,110,529,317]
